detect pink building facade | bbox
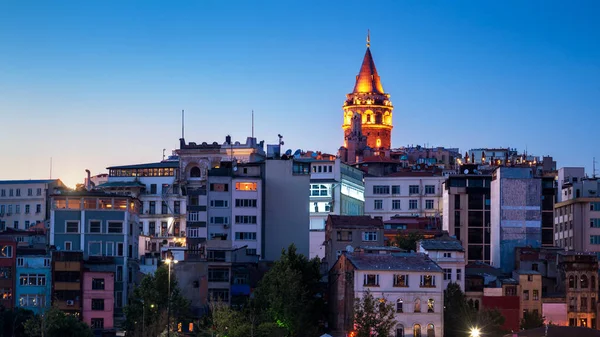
[82,271,114,331]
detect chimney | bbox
[85,169,91,191]
[225,135,231,145]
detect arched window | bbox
[395,324,404,337]
[427,299,435,313]
[414,298,421,313]
[427,324,435,337]
[396,299,403,313]
[413,324,421,337]
[190,166,201,178]
[592,276,596,290]
[376,139,382,148]
[569,275,576,289]
[344,111,353,125]
[581,275,589,288]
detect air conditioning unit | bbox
[223,224,230,229]
[66,300,74,306]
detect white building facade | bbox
[330,252,444,337]
[364,173,445,221]
[418,236,466,291]
[0,179,64,230]
[307,158,365,259]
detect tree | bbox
[352,290,395,337]
[393,231,424,252]
[520,310,545,330]
[124,265,190,336]
[0,307,35,337]
[443,283,506,337]
[253,244,324,337]
[23,307,93,337]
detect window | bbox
[17,258,24,267]
[581,275,589,288]
[235,199,257,207]
[591,219,600,228]
[117,243,124,256]
[310,184,329,196]
[443,269,452,280]
[409,185,419,194]
[208,289,230,301]
[36,204,41,213]
[149,201,156,214]
[108,222,123,233]
[396,299,403,313]
[174,201,180,214]
[391,200,401,210]
[150,184,157,194]
[27,188,32,196]
[414,299,421,313]
[523,290,529,300]
[208,268,230,282]
[363,274,379,286]
[92,278,105,290]
[428,298,435,313]
[235,182,256,191]
[25,221,30,229]
[0,288,11,300]
[16,189,20,197]
[161,201,168,214]
[210,217,229,224]
[393,274,408,287]
[235,232,257,240]
[532,263,539,271]
[88,242,102,256]
[188,228,199,238]
[373,185,390,194]
[425,185,435,194]
[527,275,533,282]
[363,231,377,241]
[19,274,46,286]
[13,221,18,229]
[425,200,434,209]
[116,266,123,282]
[443,252,452,258]
[0,190,4,197]
[427,324,434,337]
[66,221,79,233]
[92,299,105,310]
[91,318,104,329]
[36,188,42,196]
[374,200,383,210]
[533,289,539,300]
[89,221,101,233]
[420,275,436,287]
[25,205,30,214]
[115,291,122,308]
[210,200,229,208]
[456,268,462,281]
[0,267,11,279]
[413,324,421,337]
[409,200,418,210]
[246,248,257,256]
[391,185,400,194]
[590,235,600,245]
[15,205,20,214]
[9,189,13,197]
[64,242,72,251]
[106,242,114,256]
[19,294,45,307]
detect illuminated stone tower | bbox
[342,33,393,155]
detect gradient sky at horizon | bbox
[1,0,599,187]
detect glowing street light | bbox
[470,327,480,337]
[165,258,178,337]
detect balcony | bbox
[54,262,81,271]
[54,282,81,291]
[55,299,81,310]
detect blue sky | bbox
[1,0,599,187]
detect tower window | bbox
[190,167,201,177]
[376,139,381,148]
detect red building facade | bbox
[0,238,16,309]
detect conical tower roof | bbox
[352,47,385,94]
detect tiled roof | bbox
[420,239,464,252]
[0,179,59,185]
[106,161,179,170]
[328,215,383,229]
[346,252,442,272]
[353,47,385,94]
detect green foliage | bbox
[124,265,191,336]
[352,290,396,337]
[253,244,325,337]
[393,231,424,252]
[520,310,545,330]
[0,307,35,337]
[443,283,506,337]
[23,307,93,337]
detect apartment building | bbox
[16,254,51,315]
[82,270,115,332]
[514,270,543,321]
[558,252,599,329]
[0,238,16,309]
[330,251,444,337]
[418,234,466,291]
[364,170,445,221]
[51,251,83,316]
[0,179,65,230]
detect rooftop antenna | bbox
[49,157,52,179]
[181,109,185,139]
[252,110,254,139]
[366,29,370,48]
[162,149,166,161]
[594,157,598,178]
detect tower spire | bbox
[367,29,370,48]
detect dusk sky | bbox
[1,1,599,187]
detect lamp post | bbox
[165,258,178,337]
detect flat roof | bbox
[107,161,179,170]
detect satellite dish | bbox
[233,166,238,172]
[346,245,354,253]
[311,152,318,158]
[464,169,469,174]
[293,149,302,156]
[285,149,292,156]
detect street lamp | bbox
[470,327,480,337]
[142,300,155,337]
[165,258,178,337]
